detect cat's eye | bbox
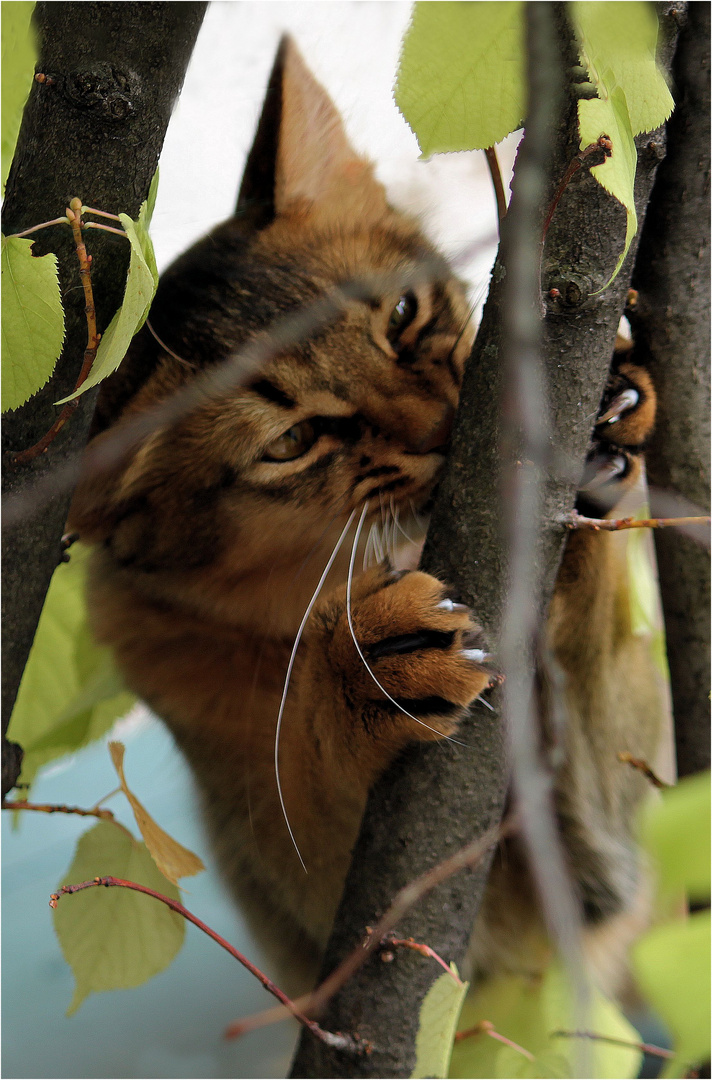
[387,292,418,342]
[262,420,318,462]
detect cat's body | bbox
[70,39,665,996]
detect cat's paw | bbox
[577,359,656,515]
[323,565,495,744]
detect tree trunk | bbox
[1,1,207,796]
[631,1,711,779]
[290,4,683,1077]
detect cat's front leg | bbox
[302,564,495,774]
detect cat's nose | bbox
[413,404,455,454]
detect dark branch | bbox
[289,5,681,1077]
[631,1,711,778]
[1,2,208,796]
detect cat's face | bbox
[70,37,473,591]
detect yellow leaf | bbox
[108,741,204,884]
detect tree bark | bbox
[1,2,207,796]
[631,1,710,779]
[290,5,682,1077]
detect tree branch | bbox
[289,5,681,1077]
[1,2,208,796]
[631,1,710,778]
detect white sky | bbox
[152,1,519,313]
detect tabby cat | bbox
[69,38,665,994]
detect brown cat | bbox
[69,38,665,994]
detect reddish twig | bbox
[81,205,122,222]
[455,1019,535,1061]
[2,799,115,821]
[552,1029,674,1060]
[10,198,105,466]
[617,752,670,790]
[83,222,128,237]
[225,816,516,1040]
[50,876,365,1054]
[563,511,711,533]
[5,216,69,239]
[484,146,508,228]
[382,936,463,982]
[543,136,613,243]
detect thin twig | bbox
[485,146,508,228]
[50,876,365,1054]
[83,222,127,237]
[225,817,516,1040]
[81,205,122,221]
[617,752,670,790]
[5,216,69,239]
[563,511,711,533]
[10,198,103,466]
[553,1029,674,1060]
[384,936,463,982]
[542,136,612,243]
[2,799,115,820]
[455,1020,535,1061]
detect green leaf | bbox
[131,169,159,327]
[570,2,674,289]
[449,963,642,1079]
[53,821,185,1014]
[55,202,158,404]
[7,544,135,787]
[639,772,711,905]
[1,235,65,412]
[413,964,469,1079]
[633,910,711,1075]
[395,2,525,156]
[2,1,36,189]
[571,2,674,136]
[578,88,638,290]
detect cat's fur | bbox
[69,38,665,994]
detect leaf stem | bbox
[5,216,70,239]
[2,800,115,820]
[484,146,508,229]
[563,510,711,533]
[83,222,127,237]
[50,876,366,1054]
[455,1019,535,1061]
[552,1029,674,1060]
[81,206,122,221]
[543,136,613,244]
[384,936,463,983]
[10,198,102,466]
[617,752,670,789]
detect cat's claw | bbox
[437,598,468,613]
[329,566,492,743]
[598,388,639,425]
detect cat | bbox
[69,37,665,995]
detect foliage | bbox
[108,740,205,885]
[7,544,135,788]
[56,177,160,403]
[395,0,674,286]
[633,773,711,1077]
[1,0,35,189]
[1,235,65,412]
[412,965,469,1079]
[449,964,642,1079]
[54,819,186,1015]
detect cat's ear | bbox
[236,35,388,229]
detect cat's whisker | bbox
[346,502,467,749]
[274,508,358,873]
